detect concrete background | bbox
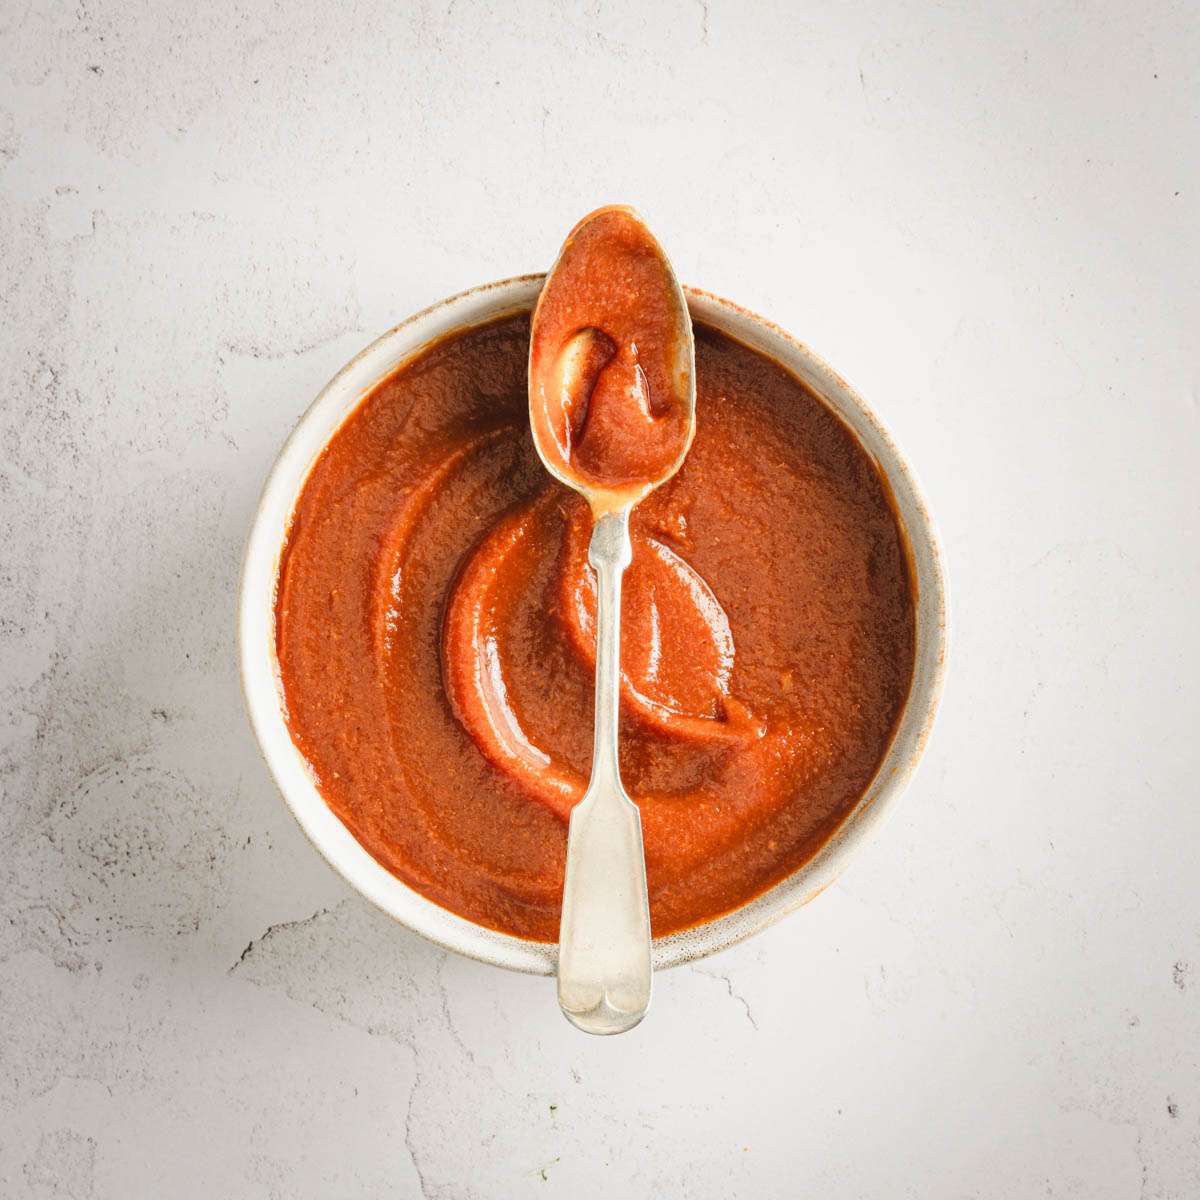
[2,0,1197,1195]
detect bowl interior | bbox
[238,276,947,975]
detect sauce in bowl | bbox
[275,312,915,941]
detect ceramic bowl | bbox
[238,275,947,974]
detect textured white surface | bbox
[1,1,1197,1196]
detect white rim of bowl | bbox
[238,274,948,976]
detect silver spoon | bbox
[529,207,696,1034]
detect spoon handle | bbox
[557,508,652,1035]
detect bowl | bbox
[238,275,948,974]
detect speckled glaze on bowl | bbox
[238,275,948,975]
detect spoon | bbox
[529,207,696,1034]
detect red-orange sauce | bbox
[275,315,915,941]
[529,207,693,496]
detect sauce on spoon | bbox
[529,206,695,508]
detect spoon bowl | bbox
[529,205,697,514]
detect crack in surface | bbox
[227,907,331,973]
[692,964,759,1030]
[223,901,440,1195]
[405,1056,434,1200]
[435,953,493,1076]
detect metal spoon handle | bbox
[557,509,652,1035]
